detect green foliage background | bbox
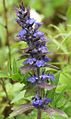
[0,0,71,118]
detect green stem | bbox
[3,0,9,46]
[3,0,12,76]
[1,79,10,103]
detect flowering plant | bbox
[10,3,67,119]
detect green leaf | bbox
[24,84,35,98]
[53,0,67,7]
[12,58,18,74]
[11,90,26,103]
[0,71,10,78]
[43,3,54,17]
[56,97,66,108]
[30,0,42,10]
[12,72,21,81]
[64,102,71,117]
[59,72,71,89]
[0,115,4,119]
[66,5,71,23]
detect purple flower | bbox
[26,18,35,25]
[40,72,54,80]
[16,3,55,111]
[31,96,43,108]
[27,75,38,83]
[31,95,51,108]
[23,57,36,65]
[40,73,48,80]
[38,46,47,53]
[35,60,45,67]
[43,56,50,62]
[34,22,42,30]
[40,36,46,41]
[33,40,46,48]
[31,49,38,53]
[33,31,44,38]
[17,29,27,39]
[43,97,51,104]
[47,74,54,80]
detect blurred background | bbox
[0,0,71,119]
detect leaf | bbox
[18,54,29,60]
[11,90,26,103]
[20,65,30,74]
[38,82,56,90]
[20,65,36,74]
[59,71,71,89]
[44,64,60,70]
[24,84,36,98]
[12,58,18,74]
[66,5,71,23]
[13,83,25,92]
[64,102,71,117]
[56,96,66,108]
[30,0,42,10]
[0,71,10,78]
[9,104,34,118]
[42,107,68,118]
[49,71,60,100]
[0,115,4,119]
[11,72,22,81]
[53,0,67,7]
[19,47,33,54]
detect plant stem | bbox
[37,68,41,119]
[0,79,17,119]
[37,68,40,95]
[3,0,12,75]
[1,78,10,103]
[3,0,9,46]
[37,109,41,119]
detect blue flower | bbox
[38,46,47,53]
[43,56,50,62]
[23,57,36,65]
[43,97,51,104]
[40,73,48,80]
[31,46,48,54]
[34,22,42,30]
[40,36,46,41]
[33,31,44,38]
[16,18,22,26]
[31,49,38,53]
[26,18,35,25]
[31,95,51,108]
[35,60,45,67]
[40,72,54,80]
[27,75,38,83]
[16,3,55,110]
[47,74,54,80]
[31,96,43,108]
[17,29,27,39]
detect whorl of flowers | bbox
[16,3,54,108]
